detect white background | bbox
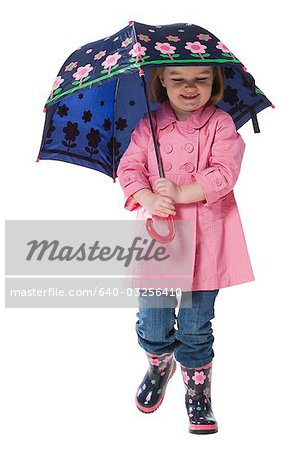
[1,0,303,448]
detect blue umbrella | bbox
[37,21,273,242]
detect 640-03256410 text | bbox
[9,287,182,297]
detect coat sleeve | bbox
[192,114,246,205]
[117,115,152,211]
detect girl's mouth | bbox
[180,93,199,100]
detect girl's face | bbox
[159,66,214,120]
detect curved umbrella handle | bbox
[146,215,175,244]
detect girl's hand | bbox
[140,190,176,218]
[153,178,182,203]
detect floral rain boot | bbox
[181,362,218,434]
[136,351,176,413]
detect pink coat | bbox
[117,99,255,290]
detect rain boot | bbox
[181,362,218,434]
[135,351,176,413]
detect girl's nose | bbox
[184,80,197,89]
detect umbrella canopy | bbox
[37,21,273,182]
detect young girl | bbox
[117,65,254,434]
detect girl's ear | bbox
[159,75,165,88]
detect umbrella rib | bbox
[112,78,120,181]
[140,73,164,178]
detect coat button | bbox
[124,176,131,182]
[185,143,194,153]
[164,162,172,171]
[164,144,173,153]
[185,162,194,173]
[215,178,222,186]
[186,125,195,133]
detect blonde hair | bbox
[149,65,225,105]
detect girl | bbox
[117,65,254,434]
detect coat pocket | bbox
[199,192,232,220]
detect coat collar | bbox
[155,99,218,130]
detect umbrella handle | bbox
[146,215,175,244]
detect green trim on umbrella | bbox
[46,58,241,105]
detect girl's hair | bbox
[149,66,225,105]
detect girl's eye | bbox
[171,78,208,82]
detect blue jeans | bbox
[135,289,219,367]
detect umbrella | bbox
[37,21,273,242]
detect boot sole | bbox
[189,424,218,434]
[135,359,176,413]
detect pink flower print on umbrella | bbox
[101,52,122,75]
[86,49,93,54]
[155,42,177,60]
[94,50,106,60]
[65,62,77,72]
[192,370,206,385]
[50,76,64,99]
[121,37,133,47]
[216,41,237,59]
[196,33,212,41]
[72,64,93,86]
[129,43,147,64]
[182,370,190,385]
[138,34,150,42]
[166,35,180,42]
[185,41,207,60]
